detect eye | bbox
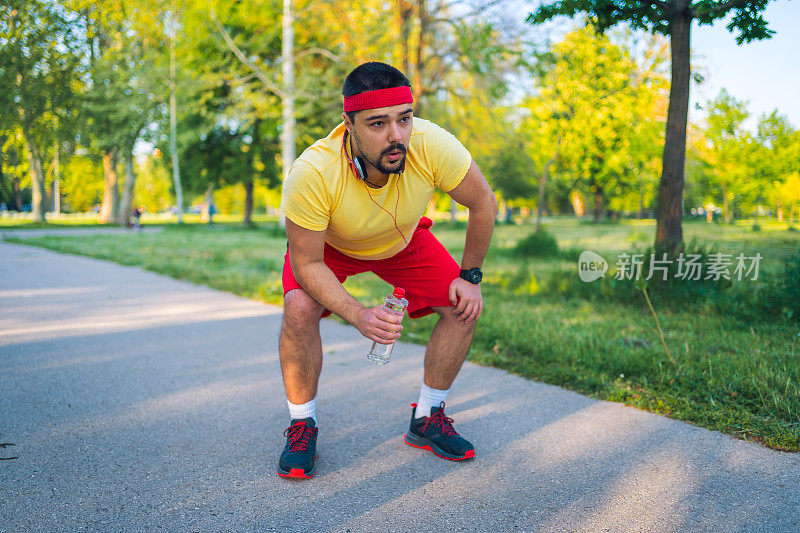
[399,116,410,124]
[370,121,384,127]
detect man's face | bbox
[345,104,413,175]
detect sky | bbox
[688,0,800,131]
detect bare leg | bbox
[423,306,478,390]
[279,289,325,404]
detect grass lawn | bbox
[7,216,800,451]
[0,211,280,229]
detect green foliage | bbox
[520,27,668,221]
[528,0,776,42]
[514,228,559,257]
[60,153,104,212]
[761,247,800,321]
[1,0,83,219]
[134,155,174,213]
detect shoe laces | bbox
[283,421,317,452]
[422,402,459,437]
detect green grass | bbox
[7,216,800,451]
[0,212,280,228]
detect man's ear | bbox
[342,112,353,134]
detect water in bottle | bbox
[366,287,408,365]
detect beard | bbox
[352,132,407,175]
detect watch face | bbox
[460,268,482,284]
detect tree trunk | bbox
[99,151,120,224]
[776,197,783,222]
[280,0,296,228]
[0,136,7,207]
[243,180,254,227]
[397,0,414,75]
[23,136,46,222]
[117,147,137,225]
[425,196,436,218]
[449,197,457,222]
[170,33,184,223]
[12,177,22,211]
[655,3,691,255]
[53,143,60,215]
[638,176,646,218]
[593,185,603,223]
[413,0,429,114]
[570,191,585,217]
[722,185,730,224]
[536,141,559,232]
[536,167,547,231]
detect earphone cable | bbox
[343,131,408,247]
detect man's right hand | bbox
[354,306,404,345]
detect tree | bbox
[521,27,668,223]
[753,111,800,221]
[528,0,778,254]
[1,0,82,221]
[703,89,750,223]
[73,0,162,224]
[777,172,800,226]
[207,0,343,225]
[0,129,28,211]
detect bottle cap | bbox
[393,287,405,299]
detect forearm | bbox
[460,204,497,269]
[294,261,364,325]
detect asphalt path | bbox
[1,240,798,532]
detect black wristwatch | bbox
[459,268,483,284]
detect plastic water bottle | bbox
[366,287,408,365]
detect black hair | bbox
[342,62,411,121]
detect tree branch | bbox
[296,47,342,63]
[691,0,750,18]
[233,73,257,85]
[210,13,285,99]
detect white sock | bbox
[287,398,316,424]
[415,383,450,419]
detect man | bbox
[278,62,497,479]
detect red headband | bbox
[343,86,413,112]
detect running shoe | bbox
[404,402,475,461]
[277,418,318,479]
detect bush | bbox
[559,246,583,262]
[514,228,559,257]
[760,247,800,321]
[436,219,467,230]
[534,238,753,310]
[752,223,761,232]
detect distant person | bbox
[130,206,141,230]
[277,62,497,479]
[207,202,216,225]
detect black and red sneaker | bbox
[277,418,318,479]
[404,402,475,461]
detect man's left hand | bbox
[448,277,483,323]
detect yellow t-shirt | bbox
[281,118,472,260]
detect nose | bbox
[388,122,401,143]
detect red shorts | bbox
[282,217,458,319]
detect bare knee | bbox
[282,289,325,331]
[433,306,479,332]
